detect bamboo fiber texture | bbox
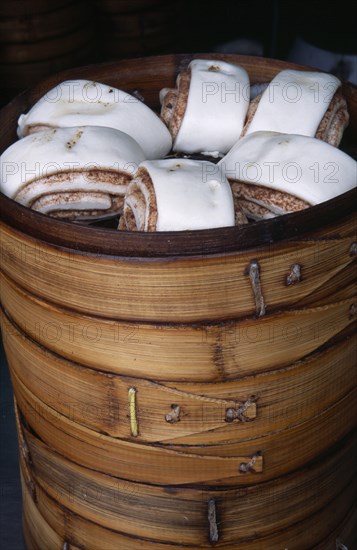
[17,410,357,548]
[1,54,357,548]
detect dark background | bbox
[0,0,356,106]
[0,1,356,548]
[0,339,23,548]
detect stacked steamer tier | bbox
[1,54,356,549]
[0,0,95,104]
[93,0,183,60]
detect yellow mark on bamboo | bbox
[128,387,138,437]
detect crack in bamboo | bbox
[336,540,349,550]
[128,387,138,437]
[245,259,266,317]
[208,499,219,544]
[349,242,357,256]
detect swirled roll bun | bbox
[243,70,349,147]
[17,80,172,159]
[160,59,250,155]
[119,158,235,231]
[219,131,357,221]
[0,126,146,220]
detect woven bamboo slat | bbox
[295,262,357,307]
[18,412,68,550]
[22,483,65,550]
[1,224,355,323]
[17,419,357,547]
[2,310,356,445]
[1,272,355,382]
[23,474,357,550]
[22,473,82,550]
[12,370,357,486]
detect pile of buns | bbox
[1,59,356,231]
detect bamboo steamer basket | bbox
[0,0,95,103]
[1,54,357,548]
[93,0,182,59]
[16,405,357,548]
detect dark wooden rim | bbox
[1,190,356,257]
[1,53,356,258]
